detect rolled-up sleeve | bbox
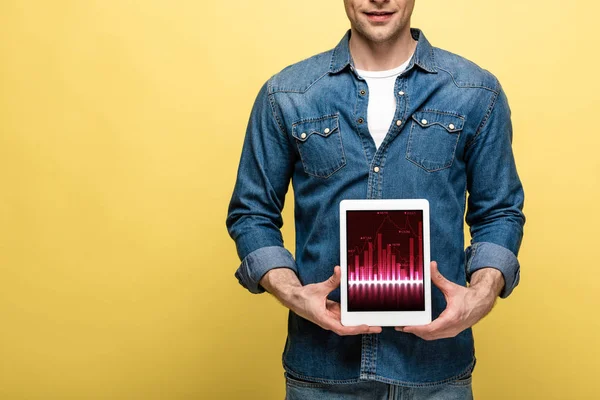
[464,81,526,298]
[235,246,297,294]
[465,242,519,298]
[225,79,298,294]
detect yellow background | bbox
[1,1,598,399]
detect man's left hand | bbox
[396,261,504,341]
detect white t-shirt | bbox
[355,55,413,149]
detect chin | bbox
[354,21,402,43]
[363,29,397,43]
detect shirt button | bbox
[396,120,402,126]
[421,119,428,124]
[324,128,330,134]
[360,89,366,95]
[300,132,307,139]
[357,117,364,124]
[398,91,405,96]
[448,123,455,130]
[373,166,380,173]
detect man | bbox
[226,0,525,398]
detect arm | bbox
[226,80,380,335]
[400,82,525,340]
[463,81,525,299]
[225,79,297,294]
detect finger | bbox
[321,302,381,334]
[325,303,341,320]
[326,299,341,314]
[321,265,341,293]
[430,261,456,295]
[347,324,382,335]
[317,306,379,334]
[364,326,383,334]
[401,309,455,339]
[326,321,382,336]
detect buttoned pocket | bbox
[406,110,465,172]
[292,114,346,178]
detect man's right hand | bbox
[259,265,382,336]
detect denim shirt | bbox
[226,28,525,386]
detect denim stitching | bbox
[282,358,477,388]
[364,357,476,388]
[292,113,340,127]
[416,109,466,121]
[446,374,473,387]
[373,75,407,198]
[466,242,479,277]
[436,66,498,93]
[271,70,330,94]
[359,334,369,378]
[411,111,465,132]
[430,45,437,72]
[372,333,379,375]
[352,77,376,183]
[267,80,288,139]
[465,82,501,149]
[329,46,338,72]
[353,79,371,167]
[292,124,339,141]
[329,46,337,72]
[283,365,361,385]
[292,114,346,178]
[285,372,331,389]
[406,116,461,172]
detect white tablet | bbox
[340,199,432,327]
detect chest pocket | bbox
[406,110,465,172]
[291,114,346,179]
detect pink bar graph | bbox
[346,210,425,312]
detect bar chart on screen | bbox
[347,210,425,311]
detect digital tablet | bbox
[339,199,432,327]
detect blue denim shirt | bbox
[226,28,525,386]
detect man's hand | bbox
[260,265,382,336]
[396,261,504,341]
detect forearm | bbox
[259,267,303,308]
[468,267,505,313]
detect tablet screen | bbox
[346,210,425,312]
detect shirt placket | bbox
[354,71,411,378]
[363,73,410,200]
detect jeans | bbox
[284,372,473,400]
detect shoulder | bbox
[267,49,333,94]
[433,46,500,93]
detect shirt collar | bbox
[329,27,438,74]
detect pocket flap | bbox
[292,114,339,142]
[411,110,465,133]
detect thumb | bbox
[322,265,341,292]
[430,261,455,295]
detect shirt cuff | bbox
[234,245,298,294]
[465,241,520,298]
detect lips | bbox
[365,11,395,16]
[364,10,395,22]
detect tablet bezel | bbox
[339,199,432,327]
